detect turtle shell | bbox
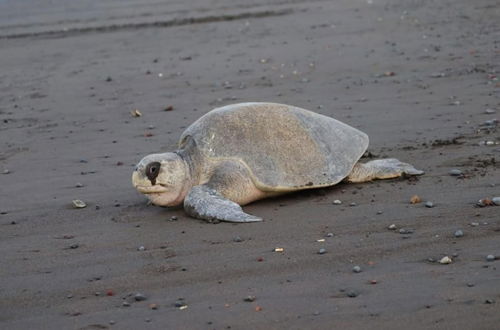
[179,103,368,191]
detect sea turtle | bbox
[132,102,423,222]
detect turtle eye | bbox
[145,161,161,184]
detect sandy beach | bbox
[1,0,499,328]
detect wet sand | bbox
[0,0,499,329]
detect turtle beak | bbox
[132,169,168,194]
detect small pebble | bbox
[325,233,334,237]
[439,256,453,264]
[466,282,475,287]
[399,228,414,234]
[169,216,178,221]
[449,169,462,176]
[149,303,158,310]
[72,199,86,208]
[243,296,256,302]
[274,247,284,252]
[137,246,145,251]
[233,236,243,243]
[425,201,434,208]
[347,291,358,298]
[70,244,79,249]
[134,293,147,301]
[486,254,496,262]
[454,230,464,238]
[388,224,397,230]
[485,299,495,304]
[75,183,84,188]
[492,197,500,206]
[318,248,326,255]
[333,199,342,205]
[376,210,383,215]
[122,301,130,307]
[470,222,479,227]
[485,108,496,114]
[174,299,187,308]
[2,169,10,174]
[352,265,362,273]
[109,320,115,325]
[349,202,357,207]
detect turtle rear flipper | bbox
[346,158,424,183]
[184,185,262,223]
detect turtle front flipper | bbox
[346,158,424,183]
[184,185,262,223]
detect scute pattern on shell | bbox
[179,103,368,191]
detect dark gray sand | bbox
[1,0,499,329]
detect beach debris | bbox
[470,222,479,227]
[486,255,496,262]
[135,293,147,301]
[244,296,256,302]
[449,169,462,176]
[388,224,397,230]
[439,256,453,264]
[257,257,264,262]
[333,199,342,205]
[425,201,434,208]
[317,238,325,242]
[149,303,158,310]
[352,265,362,273]
[274,247,284,252]
[370,280,378,285]
[454,230,464,238]
[72,199,86,208]
[175,299,187,308]
[384,71,396,77]
[410,195,421,204]
[164,105,174,111]
[477,198,494,207]
[131,109,142,117]
[318,248,327,255]
[106,290,114,296]
[255,306,263,311]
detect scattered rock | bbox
[347,291,358,298]
[399,228,414,234]
[122,301,130,307]
[169,216,178,221]
[243,296,256,302]
[477,198,494,207]
[425,201,434,208]
[454,230,464,238]
[274,247,284,252]
[134,293,147,301]
[325,233,334,237]
[388,224,397,230]
[233,236,243,243]
[486,254,496,262]
[349,202,357,207]
[174,299,187,308]
[137,246,146,251]
[164,105,174,111]
[449,169,462,176]
[72,199,86,208]
[352,265,362,273]
[492,197,500,206]
[439,256,453,264]
[318,248,326,255]
[75,183,84,188]
[466,282,475,287]
[149,303,158,310]
[485,299,496,304]
[333,199,342,205]
[470,222,479,227]
[2,169,10,174]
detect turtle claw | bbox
[184,185,262,223]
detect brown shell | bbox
[179,103,368,191]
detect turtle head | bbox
[132,152,190,206]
